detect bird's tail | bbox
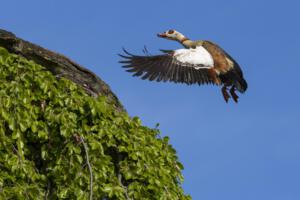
[235,78,248,93]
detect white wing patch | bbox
[173,46,214,69]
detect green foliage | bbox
[0,47,190,199]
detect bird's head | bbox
[157,29,184,41]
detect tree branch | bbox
[80,136,93,200]
[116,153,131,200]
[118,172,131,200]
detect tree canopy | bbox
[0,47,190,199]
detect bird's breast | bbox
[173,46,214,67]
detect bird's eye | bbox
[168,30,174,34]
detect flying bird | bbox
[119,30,247,102]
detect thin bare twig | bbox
[12,144,23,164]
[80,136,93,200]
[44,180,51,200]
[116,153,131,200]
[118,172,131,200]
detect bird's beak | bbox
[157,32,167,38]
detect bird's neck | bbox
[175,33,188,46]
[181,39,204,49]
[175,33,198,48]
[180,39,194,48]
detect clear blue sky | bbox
[2,0,300,199]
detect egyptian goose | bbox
[119,29,247,103]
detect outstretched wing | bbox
[119,47,216,85]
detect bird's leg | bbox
[221,85,230,103]
[230,85,239,103]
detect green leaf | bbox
[76,155,83,164]
[38,130,48,140]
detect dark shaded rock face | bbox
[0,29,124,112]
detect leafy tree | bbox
[0,47,190,199]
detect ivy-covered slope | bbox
[0,47,190,199]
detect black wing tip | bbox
[119,48,134,65]
[118,48,133,59]
[122,48,130,55]
[159,49,174,54]
[118,54,131,59]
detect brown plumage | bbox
[119,30,247,103]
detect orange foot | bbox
[221,86,230,103]
[230,86,239,103]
